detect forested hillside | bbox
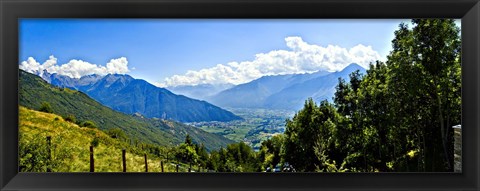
[19,70,233,151]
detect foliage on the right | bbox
[281,19,461,172]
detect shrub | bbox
[91,136,100,147]
[81,120,98,129]
[39,102,53,113]
[107,128,127,140]
[64,114,76,123]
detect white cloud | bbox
[19,56,130,78]
[160,36,381,87]
[105,57,129,74]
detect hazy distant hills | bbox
[208,63,366,111]
[167,83,234,101]
[40,72,242,123]
[19,70,234,151]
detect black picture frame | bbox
[1,0,479,190]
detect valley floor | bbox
[186,108,295,150]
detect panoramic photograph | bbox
[18,19,461,172]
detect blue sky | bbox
[20,19,436,86]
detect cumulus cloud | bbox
[19,56,130,78]
[159,36,381,87]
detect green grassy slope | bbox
[19,70,233,151]
[19,106,183,172]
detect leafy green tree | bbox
[332,70,373,171]
[206,150,221,171]
[175,143,198,167]
[196,143,209,169]
[218,147,228,171]
[334,78,352,117]
[184,134,193,146]
[283,98,317,171]
[284,98,340,172]
[225,142,258,172]
[312,101,341,172]
[411,19,460,171]
[174,135,200,169]
[386,19,461,171]
[355,61,393,171]
[258,134,284,170]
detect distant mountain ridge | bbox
[208,63,366,111]
[38,72,242,123]
[35,63,365,116]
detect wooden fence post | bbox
[46,136,51,172]
[122,149,126,172]
[144,154,148,172]
[160,161,164,172]
[90,146,94,172]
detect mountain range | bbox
[19,70,233,151]
[33,63,365,122]
[207,63,366,110]
[38,71,241,122]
